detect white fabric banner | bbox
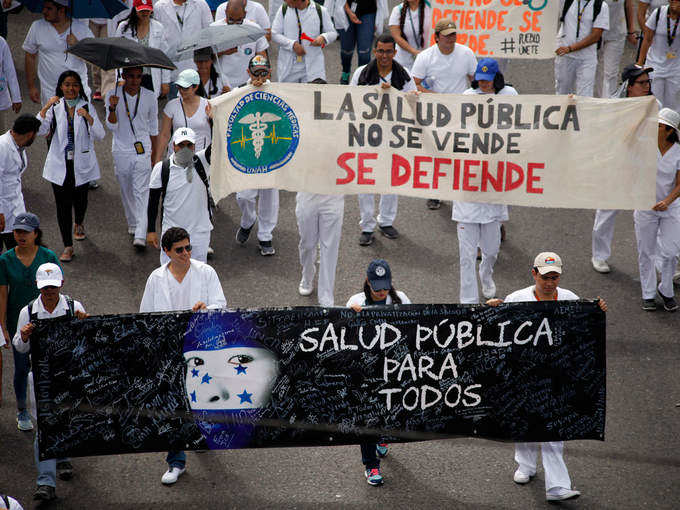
[210,84,658,211]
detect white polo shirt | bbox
[211,18,268,88]
[215,0,271,30]
[105,87,159,154]
[557,0,610,61]
[504,286,579,304]
[411,43,477,93]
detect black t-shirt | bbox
[353,0,377,18]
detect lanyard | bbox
[294,8,302,43]
[667,12,679,47]
[176,3,187,27]
[407,8,421,47]
[576,0,592,39]
[122,91,141,137]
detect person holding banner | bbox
[140,226,227,485]
[350,33,416,246]
[486,252,608,501]
[347,259,411,486]
[12,262,87,503]
[554,0,610,97]
[411,18,476,210]
[634,108,680,311]
[388,0,431,72]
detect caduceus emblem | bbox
[238,112,282,159]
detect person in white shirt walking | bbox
[105,66,159,249]
[147,128,214,264]
[554,0,610,97]
[487,252,608,502]
[0,34,21,133]
[22,0,94,105]
[140,226,226,485]
[350,34,416,246]
[13,262,87,503]
[596,0,636,98]
[388,0,431,72]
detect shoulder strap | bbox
[161,158,171,203]
[28,298,38,323]
[315,1,323,35]
[593,0,603,22]
[560,0,575,22]
[655,6,662,31]
[63,295,75,318]
[282,3,287,16]
[192,152,215,221]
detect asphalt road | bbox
[1,6,679,510]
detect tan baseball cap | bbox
[435,19,457,36]
[533,252,563,275]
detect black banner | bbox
[32,302,606,460]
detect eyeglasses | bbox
[375,49,395,55]
[174,244,192,254]
[251,69,269,77]
[178,85,194,91]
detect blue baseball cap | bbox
[13,212,40,232]
[367,259,392,291]
[475,58,499,81]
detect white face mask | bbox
[174,147,194,168]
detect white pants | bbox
[236,188,279,242]
[358,194,398,232]
[555,55,597,96]
[633,210,680,299]
[650,74,680,111]
[595,38,625,98]
[160,229,210,264]
[591,209,619,261]
[295,192,344,307]
[113,151,151,241]
[279,63,308,84]
[457,221,500,304]
[515,442,572,491]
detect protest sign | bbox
[210,84,657,210]
[428,0,559,59]
[32,302,606,460]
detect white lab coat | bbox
[0,36,21,110]
[115,19,172,98]
[0,132,27,234]
[139,259,227,312]
[36,98,105,186]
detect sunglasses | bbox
[251,69,269,77]
[538,273,560,281]
[174,244,192,254]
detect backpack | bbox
[28,295,75,323]
[160,145,215,222]
[282,1,324,36]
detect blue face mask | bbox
[64,98,79,108]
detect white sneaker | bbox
[513,469,532,484]
[132,238,146,248]
[482,282,496,299]
[127,227,136,235]
[591,257,610,273]
[161,466,185,485]
[546,487,581,501]
[298,281,313,296]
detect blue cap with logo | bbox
[475,58,499,81]
[367,259,392,291]
[13,212,40,232]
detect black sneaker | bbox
[34,485,56,501]
[641,299,657,311]
[426,199,441,210]
[658,292,678,312]
[378,225,399,239]
[259,240,275,256]
[359,231,374,246]
[88,180,99,189]
[236,224,253,245]
[57,460,73,480]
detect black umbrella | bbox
[65,37,176,71]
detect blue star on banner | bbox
[234,364,247,375]
[237,389,253,404]
[201,373,212,384]
[191,368,200,378]
[190,391,197,403]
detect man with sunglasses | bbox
[486,252,607,502]
[13,262,87,502]
[140,226,226,485]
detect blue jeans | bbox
[166,450,186,469]
[339,12,376,74]
[34,434,68,488]
[13,343,30,411]
[360,443,379,470]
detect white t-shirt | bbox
[211,19,268,88]
[215,0,271,30]
[603,0,627,41]
[346,290,411,307]
[654,143,680,215]
[411,43,477,94]
[22,19,94,104]
[167,267,194,310]
[557,0,610,61]
[349,65,417,91]
[104,87,159,153]
[640,0,668,20]
[463,85,519,95]
[149,153,213,234]
[388,3,431,70]
[644,6,680,78]
[504,286,579,303]
[163,97,212,152]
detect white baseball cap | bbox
[175,69,200,88]
[659,108,680,136]
[533,252,563,275]
[36,263,63,289]
[173,127,196,145]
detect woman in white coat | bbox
[37,70,105,262]
[115,1,171,99]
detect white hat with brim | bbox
[175,69,200,88]
[659,108,680,136]
[36,263,63,289]
[533,252,563,275]
[173,127,196,145]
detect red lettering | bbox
[453,159,461,190]
[391,154,411,186]
[413,156,432,189]
[463,160,480,191]
[481,161,503,192]
[504,161,524,191]
[433,158,451,189]
[358,153,377,185]
[526,162,544,194]
[336,153,355,185]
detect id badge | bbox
[134,141,145,154]
[66,149,74,160]
[667,51,677,60]
[350,1,357,12]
